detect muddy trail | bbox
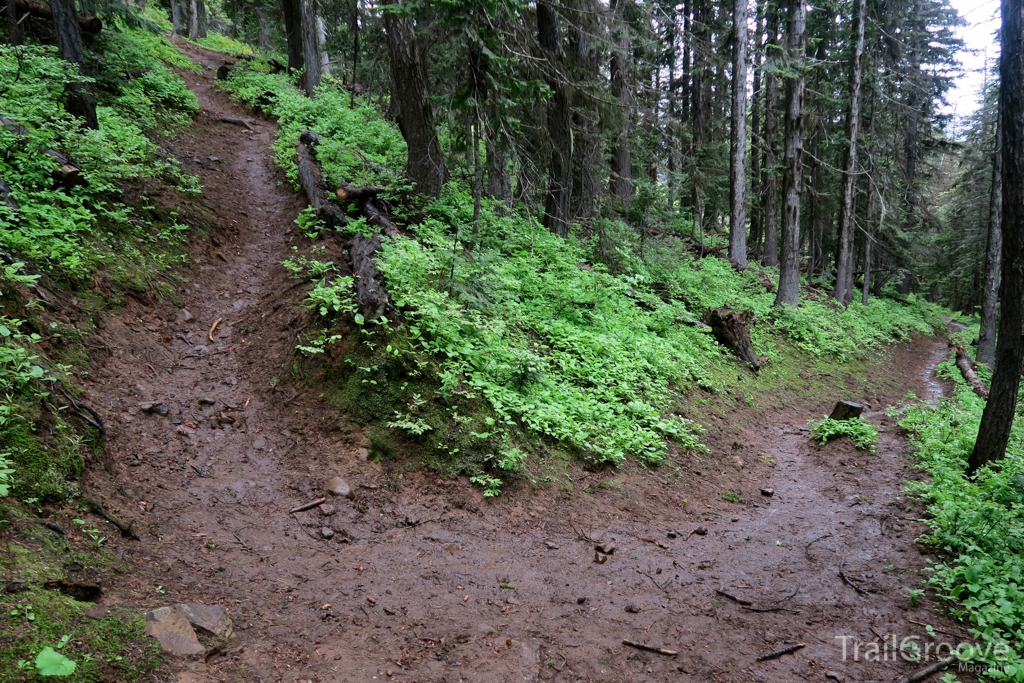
[76,44,974,683]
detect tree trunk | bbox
[485,125,511,203]
[761,3,780,266]
[833,0,866,304]
[773,0,805,307]
[690,0,709,239]
[955,345,990,400]
[51,0,97,129]
[537,0,572,236]
[256,7,271,53]
[609,0,632,199]
[188,0,198,39]
[281,0,304,72]
[299,0,321,96]
[6,0,25,44]
[728,0,749,269]
[969,0,1024,474]
[317,15,330,75]
[978,118,1003,368]
[748,0,764,255]
[171,0,183,35]
[862,174,875,306]
[196,0,206,39]
[704,307,760,370]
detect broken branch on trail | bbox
[897,656,957,683]
[954,345,989,399]
[334,183,384,203]
[10,0,102,33]
[756,643,805,661]
[296,130,348,229]
[703,307,760,370]
[622,640,677,656]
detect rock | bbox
[145,607,205,656]
[577,597,587,605]
[594,543,615,555]
[139,402,170,417]
[321,527,334,539]
[667,531,678,539]
[691,526,708,536]
[760,488,775,497]
[477,623,496,636]
[84,604,109,620]
[544,541,559,550]
[729,455,744,471]
[829,400,864,421]
[324,477,353,499]
[319,503,337,516]
[174,603,236,642]
[182,309,194,322]
[198,397,216,405]
[625,604,641,613]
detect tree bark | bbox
[978,118,1003,368]
[171,0,183,36]
[537,0,572,236]
[196,0,206,39]
[50,0,97,129]
[316,15,330,75]
[299,0,321,96]
[609,0,632,199]
[281,0,304,73]
[728,0,749,269]
[761,3,780,266]
[12,0,103,34]
[188,0,198,39]
[256,6,271,53]
[748,0,764,255]
[6,0,25,44]
[704,307,760,370]
[955,345,990,400]
[773,0,806,307]
[349,234,390,322]
[833,0,866,304]
[969,0,1024,475]
[383,1,447,198]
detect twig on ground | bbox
[804,533,832,561]
[83,495,139,540]
[715,589,752,606]
[208,317,223,342]
[756,643,805,661]
[743,605,802,614]
[622,640,677,656]
[289,497,326,514]
[839,561,867,595]
[896,656,956,683]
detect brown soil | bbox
[75,44,975,683]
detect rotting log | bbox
[349,233,390,322]
[645,227,729,258]
[215,64,233,80]
[704,307,760,371]
[12,0,101,33]
[828,400,864,421]
[360,197,400,238]
[296,129,347,229]
[0,177,18,211]
[1,117,84,188]
[954,344,990,399]
[334,183,384,203]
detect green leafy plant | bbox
[809,416,879,453]
[35,646,76,677]
[0,452,14,496]
[722,489,740,504]
[470,474,503,497]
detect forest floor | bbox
[73,43,977,683]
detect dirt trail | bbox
[78,44,975,683]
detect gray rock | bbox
[139,402,169,417]
[477,623,496,636]
[319,503,337,516]
[544,541,559,550]
[324,477,353,499]
[182,309,194,322]
[729,455,744,471]
[321,527,334,539]
[174,603,236,642]
[145,607,205,656]
[198,397,216,405]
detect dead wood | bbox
[896,656,956,683]
[703,307,760,370]
[215,64,234,81]
[83,495,138,540]
[1,117,84,188]
[622,640,677,656]
[645,227,728,258]
[839,561,867,595]
[296,130,348,229]
[208,316,222,342]
[334,183,384,203]
[210,115,253,130]
[954,345,989,399]
[0,177,18,211]
[43,580,101,601]
[715,589,752,606]
[349,233,390,322]
[360,198,400,238]
[756,643,805,661]
[12,0,101,32]
[289,497,326,514]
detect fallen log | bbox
[12,0,101,33]
[360,197,400,239]
[954,344,989,399]
[296,130,347,229]
[1,117,84,188]
[0,177,18,211]
[704,307,760,371]
[334,183,384,203]
[349,233,390,322]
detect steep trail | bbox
[77,44,975,683]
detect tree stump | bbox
[703,307,760,370]
[349,234,390,322]
[828,400,863,421]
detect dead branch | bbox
[622,640,677,656]
[296,130,348,229]
[208,317,222,342]
[954,345,989,399]
[896,656,956,683]
[83,495,139,540]
[756,643,805,661]
[715,589,752,606]
[839,561,867,595]
[289,497,326,514]
[12,0,101,32]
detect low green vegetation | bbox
[218,59,946,493]
[809,416,880,453]
[896,358,1024,679]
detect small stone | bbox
[174,603,236,642]
[321,527,334,539]
[145,607,205,656]
[319,503,337,516]
[198,397,216,405]
[729,455,744,471]
[760,488,775,497]
[182,309,194,322]
[324,477,354,499]
[544,541,559,550]
[667,531,678,539]
[478,623,496,636]
[139,402,169,417]
[691,526,708,536]
[576,597,586,605]
[625,604,641,613]
[208,156,219,162]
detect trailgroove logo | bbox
[834,634,1009,669]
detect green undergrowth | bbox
[809,416,880,452]
[0,502,164,681]
[895,355,1024,680]
[219,57,949,493]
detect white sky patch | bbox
[945,0,1000,118]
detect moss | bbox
[2,413,84,503]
